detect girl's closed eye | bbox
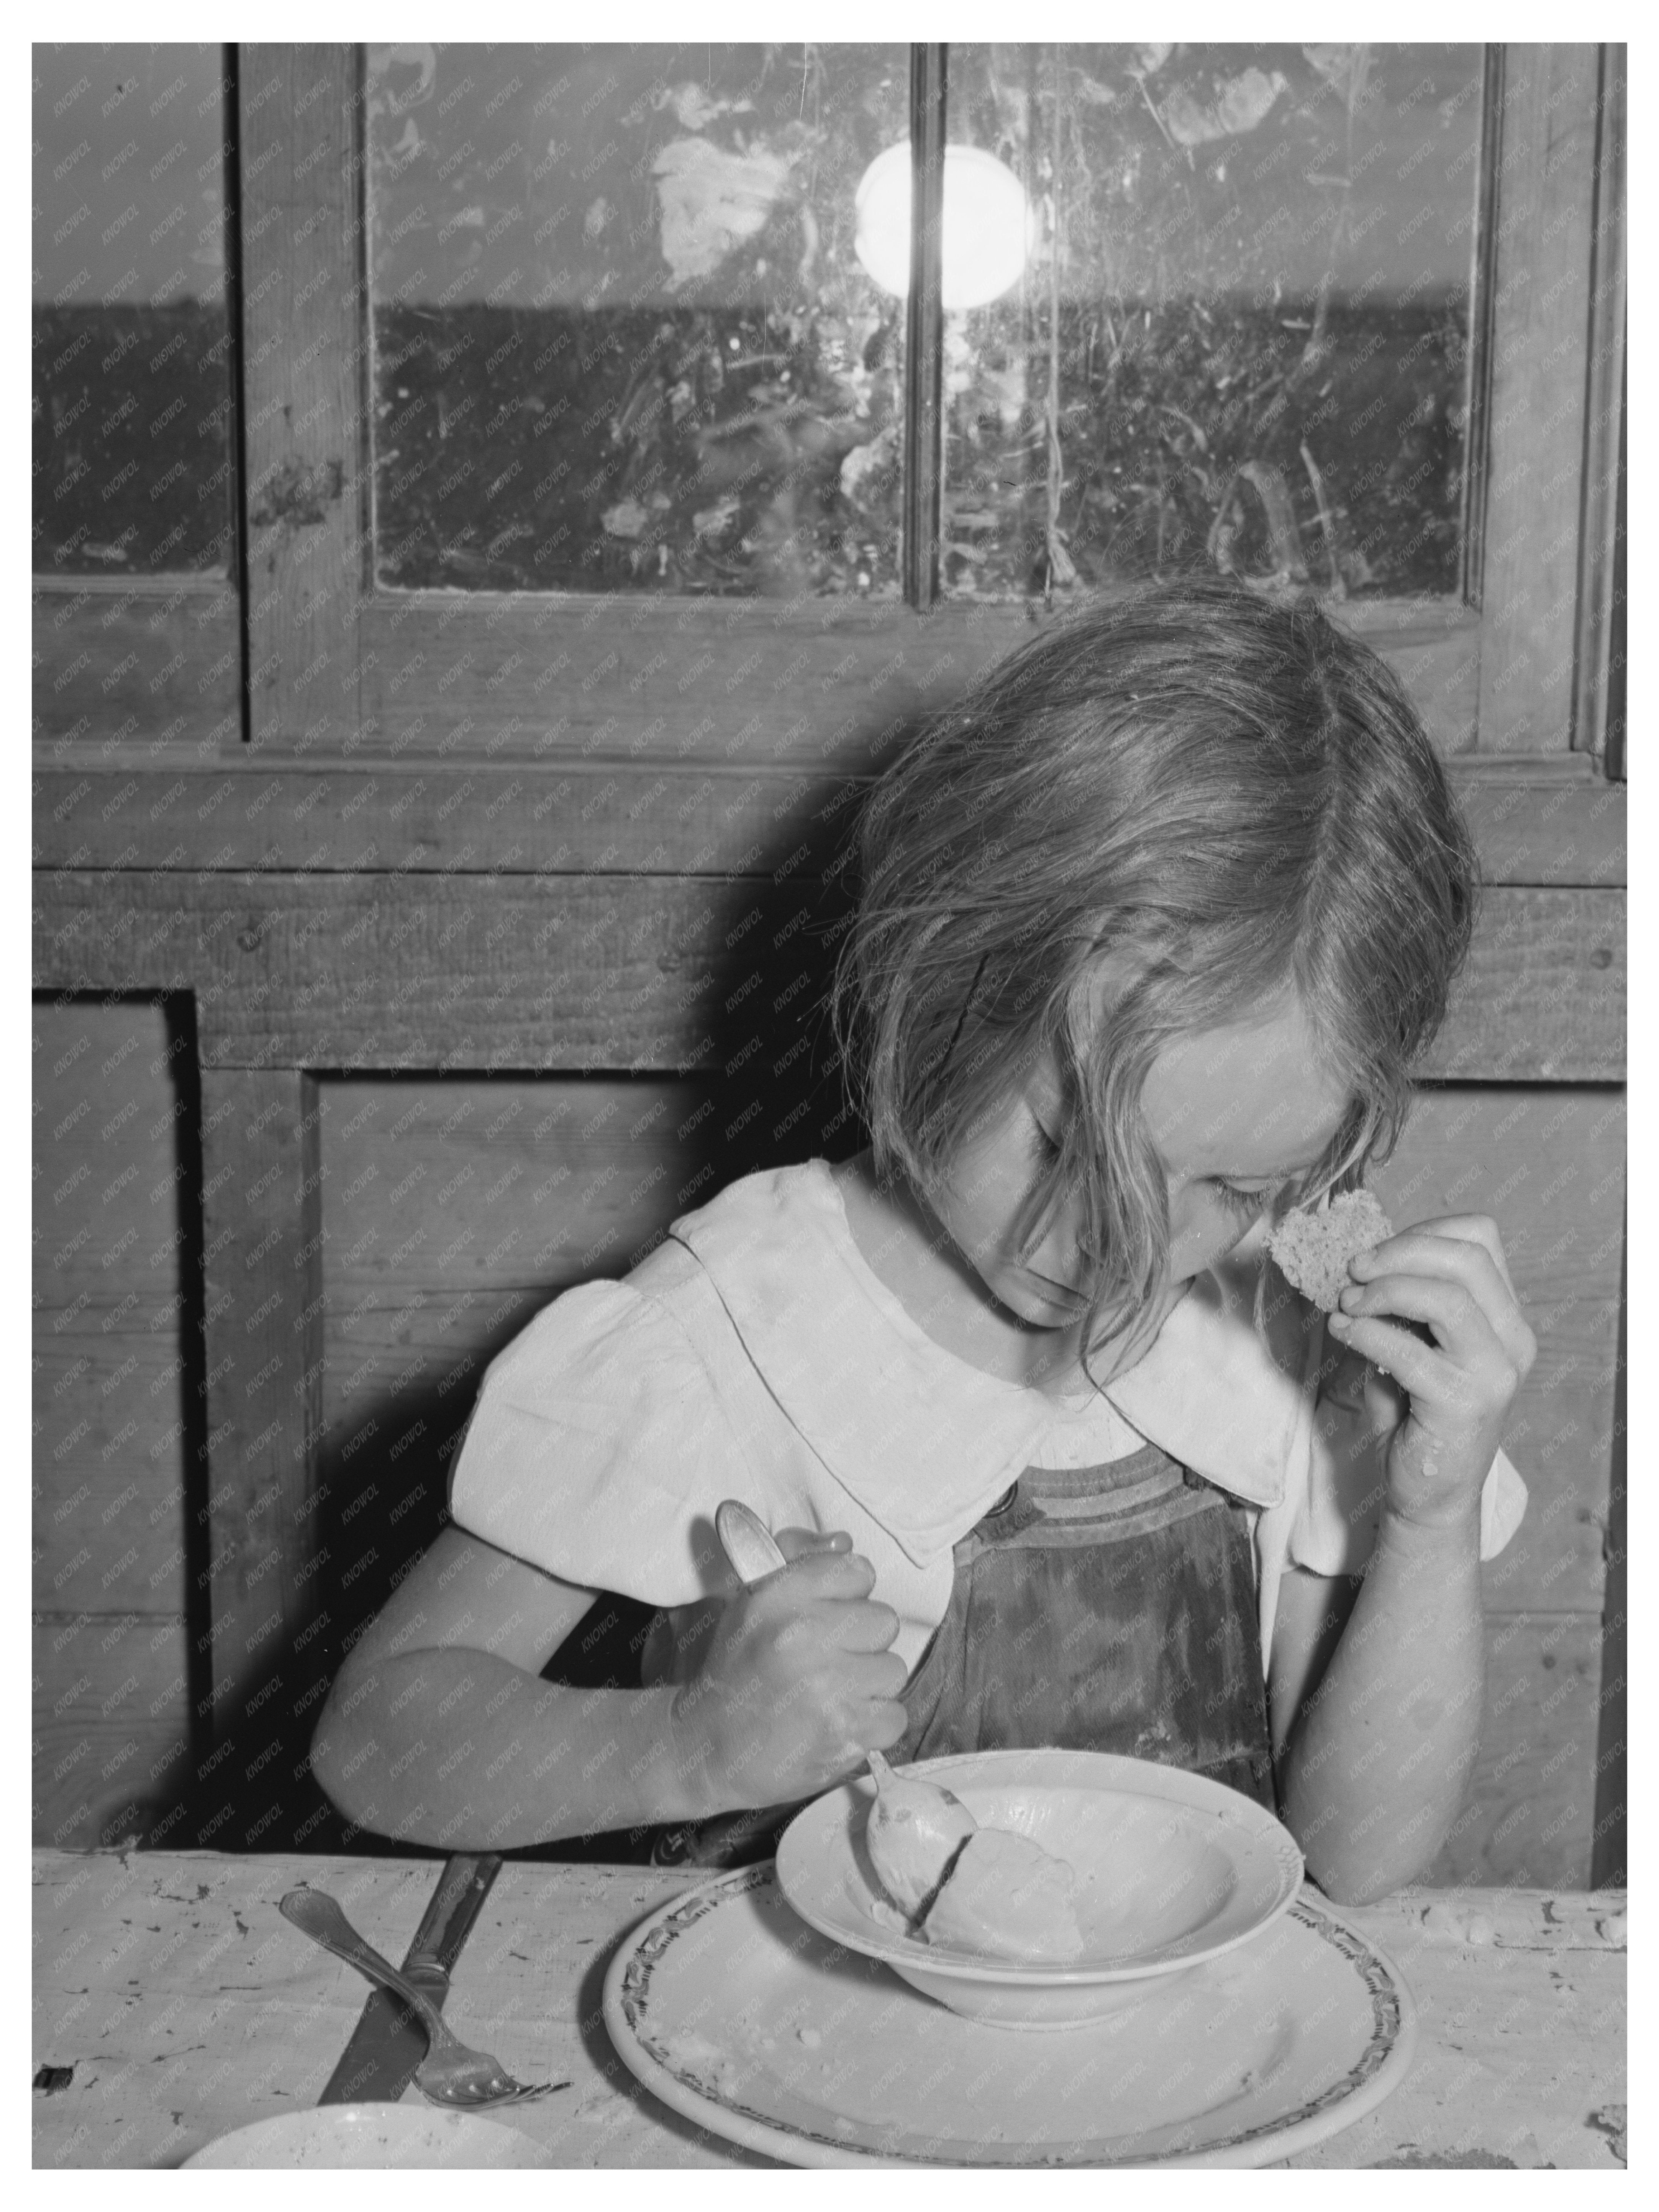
[1209,1178,1274,1222]
[1028,1120,1063,1162]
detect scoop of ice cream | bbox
[918,1826,1087,1963]
[1269,1190,1394,1312]
[864,1751,978,1919]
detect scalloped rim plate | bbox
[603,1864,1417,2168]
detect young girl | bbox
[312,579,1533,1905]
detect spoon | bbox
[714,1497,789,1587]
[864,1748,978,1921]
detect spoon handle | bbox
[864,1745,970,1812]
[280,1888,457,2051]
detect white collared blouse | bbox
[448,1158,1528,1674]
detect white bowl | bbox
[774,1746,1303,2030]
[181,2104,549,2167]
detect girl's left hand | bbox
[1325,1213,1537,1532]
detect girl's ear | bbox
[1072,941,1144,1040]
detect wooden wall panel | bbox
[31,1617,194,1853]
[33,1332,190,1615]
[1426,1614,1603,1887]
[318,1077,711,1301]
[34,1014,192,1290]
[32,1001,195,1848]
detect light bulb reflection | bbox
[853,142,1033,312]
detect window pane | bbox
[32,43,233,577]
[940,43,1482,600]
[366,43,908,595]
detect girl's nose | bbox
[1166,1182,1223,1274]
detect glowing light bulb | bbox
[853,142,1033,312]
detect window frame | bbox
[248,41,1618,770]
[31,41,1623,787]
[31,37,243,756]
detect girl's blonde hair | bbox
[829,577,1481,1381]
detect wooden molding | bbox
[32,749,1626,888]
[337,582,1488,763]
[34,869,1623,1082]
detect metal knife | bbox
[318,1853,501,2104]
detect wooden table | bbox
[32,1851,1626,2170]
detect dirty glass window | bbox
[939,43,1484,601]
[366,43,909,597]
[32,44,233,577]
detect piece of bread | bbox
[918,1825,1086,1962]
[1268,1190,1394,1312]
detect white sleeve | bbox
[1255,1315,1530,1662]
[446,1277,745,1607]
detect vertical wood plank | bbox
[239,44,367,753]
[1475,46,1601,753]
[903,45,947,610]
[1571,44,1626,765]
[198,1067,328,1846]
[1458,47,1503,612]
[1602,350,1626,781]
[1590,1229,1625,1885]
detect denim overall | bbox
[649,1437,1276,1869]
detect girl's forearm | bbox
[1279,1507,1485,1905]
[310,1646,721,1851]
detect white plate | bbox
[603,1865,1416,2168]
[182,2104,550,2168]
[775,1748,1304,2025]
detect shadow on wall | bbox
[185,822,882,1856]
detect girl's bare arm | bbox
[1269,1211,1533,1904]
[308,1526,700,1850]
[310,1523,909,1851]
[1270,1529,1484,1905]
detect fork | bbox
[279,1887,556,2107]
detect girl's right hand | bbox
[669,1529,910,1810]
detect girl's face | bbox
[931,990,1352,1381]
